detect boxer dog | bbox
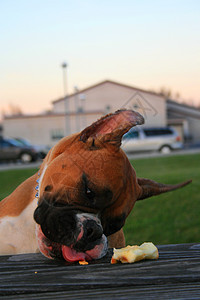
[0,110,191,262]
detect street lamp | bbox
[74,86,80,132]
[61,62,68,96]
[61,62,70,136]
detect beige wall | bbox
[187,117,200,142]
[53,82,166,127]
[3,112,102,147]
[3,115,65,147]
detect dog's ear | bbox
[101,171,192,237]
[137,178,192,200]
[80,109,144,148]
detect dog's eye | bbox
[85,187,95,200]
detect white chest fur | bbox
[0,200,39,255]
[0,164,48,255]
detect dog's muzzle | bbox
[34,202,108,262]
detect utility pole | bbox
[74,86,80,132]
[61,62,70,136]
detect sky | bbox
[0,0,200,117]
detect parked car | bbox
[122,127,183,154]
[14,138,50,159]
[0,137,38,163]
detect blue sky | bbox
[0,0,200,115]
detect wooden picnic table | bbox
[0,243,200,299]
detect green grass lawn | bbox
[0,153,199,245]
[0,168,38,200]
[124,153,200,245]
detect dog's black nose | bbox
[73,218,104,252]
[85,219,103,242]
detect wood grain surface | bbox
[0,243,200,299]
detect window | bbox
[51,129,64,140]
[144,128,173,137]
[123,130,139,140]
[0,140,12,148]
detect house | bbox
[3,79,200,148]
[3,80,166,147]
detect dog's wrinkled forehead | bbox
[40,146,126,193]
[38,159,114,213]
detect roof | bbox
[167,99,200,119]
[167,99,200,111]
[3,110,104,121]
[52,79,164,104]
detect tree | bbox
[8,103,23,115]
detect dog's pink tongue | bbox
[62,245,90,262]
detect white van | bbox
[122,127,183,154]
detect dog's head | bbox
[34,109,191,262]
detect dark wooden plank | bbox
[0,243,200,299]
[1,283,200,300]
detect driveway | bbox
[126,147,200,160]
[0,148,200,171]
[0,161,42,171]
